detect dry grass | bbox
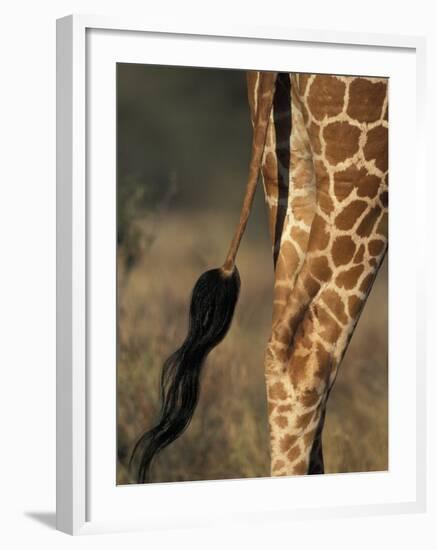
[117,211,388,484]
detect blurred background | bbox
[116,64,388,484]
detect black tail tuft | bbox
[130,267,241,483]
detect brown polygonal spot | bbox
[306,76,346,121]
[335,200,368,230]
[287,445,301,462]
[268,381,288,401]
[274,415,288,429]
[360,273,374,293]
[293,460,308,474]
[300,388,320,408]
[368,239,385,257]
[363,125,388,172]
[309,255,332,281]
[347,78,387,123]
[357,174,382,199]
[280,434,298,453]
[323,122,361,165]
[295,410,314,430]
[348,294,364,318]
[331,235,356,266]
[335,264,365,290]
[310,214,330,250]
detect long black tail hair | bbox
[130,72,278,483]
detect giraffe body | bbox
[248,72,388,475]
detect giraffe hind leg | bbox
[255,72,318,476]
[267,73,388,476]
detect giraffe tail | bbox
[130,72,277,483]
[130,266,240,482]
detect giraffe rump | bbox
[130,266,240,483]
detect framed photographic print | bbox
[56,14,427,535]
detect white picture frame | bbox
[56,14,427,535]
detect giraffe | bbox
[131,70,388,482]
